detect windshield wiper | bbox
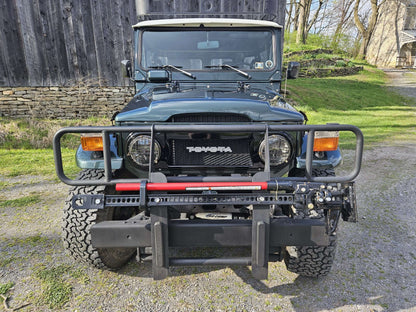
[149,65,196,80]
[205,64,251,79]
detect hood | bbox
[115,88,304,123]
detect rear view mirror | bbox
[121,60,132,78]
[197,40,219,49]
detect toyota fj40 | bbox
[53,18,363,280]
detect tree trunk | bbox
[293,1,300,31]
[296,0,312,44]
[354,0,385,60]
[358,35,370,59]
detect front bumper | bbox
[89,203,331,280]
[91,217,329,248]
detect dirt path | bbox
[384,69,416,98]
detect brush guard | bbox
[54,123,363,279]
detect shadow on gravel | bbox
[232,268,416,312]
[118,259,228,279]
[116,256,416,312]
[118,247,254,278]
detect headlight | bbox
[259,134,291,166]
[128,134,161,166]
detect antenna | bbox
[284,65,288,98]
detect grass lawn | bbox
[285,67,416,148]
[0,148,78,179]
[1,67,415,177]
[0,118,108,179]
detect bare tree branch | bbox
[307,0,325,33]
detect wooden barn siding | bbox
[0,0,285,87]
[0,0,137,87]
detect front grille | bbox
[169,139,253,167]
[169,113,251,123]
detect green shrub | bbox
[335,60,347,67]
[0,282,14,295]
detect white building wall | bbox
[366,0,407,68]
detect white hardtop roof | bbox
[133,18,282,29]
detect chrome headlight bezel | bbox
[127,134,161,167]
[258,134,292,166]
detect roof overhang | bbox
[401,30,416,45]
[133,18,282,29]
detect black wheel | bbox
[62,169,136,269]
[284,168,337,277]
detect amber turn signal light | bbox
[313,131,339,151]
[81,135,103,151]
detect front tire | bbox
[284,235,337,277]
[284,168,337,277]
[62,169,136,269]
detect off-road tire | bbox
[284,235,337,277]
[284,168,337,277]
[62,169,136,269]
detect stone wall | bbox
[299,66,364,78]
[0,86,135,119]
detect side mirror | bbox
[287,61,300,79]
[121,60,132,78]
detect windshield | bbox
[141,30,275,71]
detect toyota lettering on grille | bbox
[186,146,233,153]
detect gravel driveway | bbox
[384,69,416,98]
[1,73,416,311]
[1,145,415,312]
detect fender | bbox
[296,133,342,169]
[76,135,123,170]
